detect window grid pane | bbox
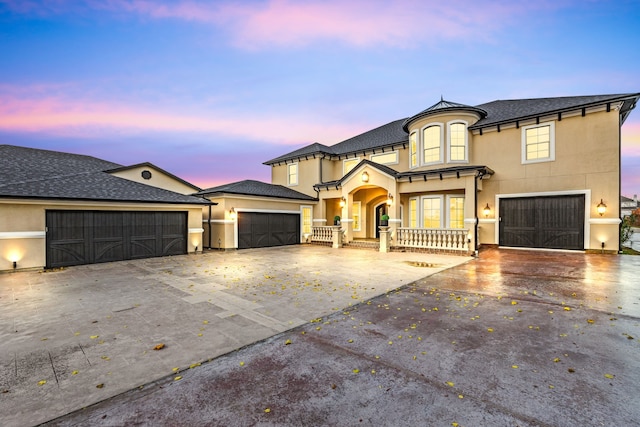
[449,197,465,229]
[302,207,312,234]
[422,198,441,228]
[343,159,359,175]
[526,125,551,160]
[288,164,298,185]
[423,126,441,163]
[410,132,417,167]
[409,199,417,228]
[450,123,466,161]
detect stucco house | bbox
[621,194,639,218]
[0,145,210,271]
[203,93,639,255]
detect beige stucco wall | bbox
[0,200,203,271]
[109,166,199,195]
[473,109,621,249]
[201,195,317,249]
[271,158,321,197]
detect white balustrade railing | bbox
[395,228,469,251]
[312,226,334,242]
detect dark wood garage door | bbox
[237,212,300,249]
[499,195,585,250]
[46,211,187,268]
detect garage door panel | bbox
[46,211,187,268]
[237,212,300,249]
[499,195,584,250]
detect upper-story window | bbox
[422,125,443,164]
[448,122,467,162]
[343,158,360,175]
[409,132,418,168]
[522,122,555,164]
[288,163,298,186]
[370,151,398,165]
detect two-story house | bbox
[199,93,639,255]
[621,194,639,218]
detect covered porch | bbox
[310,161,493,255]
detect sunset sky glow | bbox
[1,0,639,195]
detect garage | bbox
[237,212,300,249]
[499,195,585,250]
[46,210,187,268]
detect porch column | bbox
[379,226,391,252]
[331,225,343,249]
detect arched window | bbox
[422,125,442,164]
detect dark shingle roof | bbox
[263,119,408,165]
[402,99,487,131]
[264,93,639,166]
[263,142,334,165]
[471,93,639,129]
[0,145,210,205]
[314,160,493,190]
[196,180,317,201]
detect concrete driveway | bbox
[41,248,640,427]
[0,246,469,427]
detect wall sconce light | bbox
[339,197,346,208]
[361,171,369,183]
[229,207,237,220]
[483,203,491,217]
[597,199,607,216]
[13,261,17,269]
[386,193,393,206]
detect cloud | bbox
[2,0,551,49]
[0,91,362,146]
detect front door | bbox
[375,204,387,238]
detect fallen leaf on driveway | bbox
[604,373,615,379]
[153,343,165,350]
[37,380,46,386]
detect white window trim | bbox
[287,162,299,186]
[352,201,361,231]
[420,123,444,166]
[521,121,555,164]
[370,150,399,166]
[409,131,418,169]
[420,195,444,228]
[446,195,465,229]
[343,157,361,175]
[446,120,469,164]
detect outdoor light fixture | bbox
[361,171,369,182]
[386,193,393,206]
[483,203,491,217]
[13,261,17,269]
[339,197,346,208]
[597,199,607,216]
[229,207,237,220]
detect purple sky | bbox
[1,0,639,196]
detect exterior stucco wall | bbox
[109,166,199,195]
[0,200,204,271]
[270,159,321,197]
[201,195,317,249]
[473,109,621,250]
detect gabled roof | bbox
[0,145,210,205]
[106,162,201,192]
[195,180,317,201]
[264,93,639,166]
[313,159,493,191]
